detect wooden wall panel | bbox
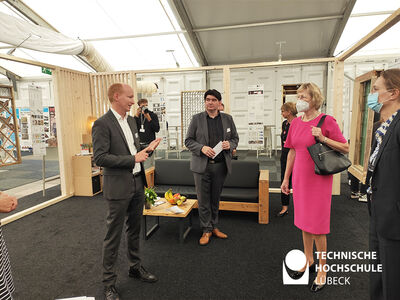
[90,72,132,118]
[53,68,92,196]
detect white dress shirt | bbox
[110,107,141,174]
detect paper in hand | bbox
[212,141,223,159]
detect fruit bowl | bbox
[164,189,187,206]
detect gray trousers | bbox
[193,162,227,233]
[102,176,144,287]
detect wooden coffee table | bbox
[142,199,197,243]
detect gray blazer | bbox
[185,111,239,174]
[92,110,147,200]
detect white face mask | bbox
[296,100,310,112]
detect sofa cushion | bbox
[224,161,259,188]
[220,187,259,203]
[154,159,194,186]
[154,185,197,199]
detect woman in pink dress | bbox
[281,83,349,292]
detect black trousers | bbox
[193,161,227,233]
[369,217,400,300]
[280,150,292,206]
[102,176,144,287]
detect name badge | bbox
[227,128,231,132]
[140,128,145,133]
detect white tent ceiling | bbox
[0,0,399,77]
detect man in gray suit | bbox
[92,83,161,300]
[185,89,239,246]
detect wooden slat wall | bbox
[90,72,132,118]
[53,68,92,195]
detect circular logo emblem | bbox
[285,249,306,271]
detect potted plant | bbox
[144,187,157,209]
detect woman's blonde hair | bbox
[281,102,297,116]
[297,82,324,110]
[381,69,400,99]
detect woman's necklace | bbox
[302,112,320,122]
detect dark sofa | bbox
[145,159,269,224]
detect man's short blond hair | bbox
[108,83,125,103]
[297,82,324,110]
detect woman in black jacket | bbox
[277,102,297,217]
[367,68,400,300]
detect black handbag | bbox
[307,115,351,175]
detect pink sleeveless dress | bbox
[284,114,347,234]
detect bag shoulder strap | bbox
[316,114,327,128]
[314,114,327,143]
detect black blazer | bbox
[92,110,147,200]
[369,111,400,240]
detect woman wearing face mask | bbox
[277,102,297,217]
[367,69,400,300]
[281,83,349,292]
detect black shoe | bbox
[290,263,316,279]
[310,280,326,292]
[129,266,158,283]
[104,285,120,300]
[276,210,289,217]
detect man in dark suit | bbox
[92,83,161,300]
[367,69,400,300]
[185,89,239,246]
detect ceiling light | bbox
[276,41,286,62]
[166,49,180,68]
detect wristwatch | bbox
[323,136,328,143]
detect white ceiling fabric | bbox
[0,11,84,55]
[0,0,398,77]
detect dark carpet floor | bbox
[2,180,370,300]
[1,185,62,219]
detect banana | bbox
[165,189,173,201]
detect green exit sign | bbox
[41,67,52,75]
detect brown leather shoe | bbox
[212,228,228,239]
[199,232,212,245]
